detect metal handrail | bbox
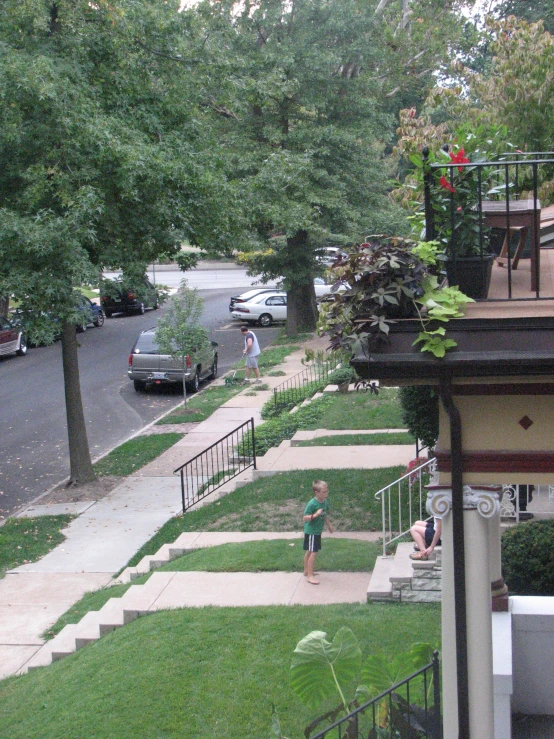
[424,151,554,301]
[375,457,436,558]
[311,651,442,739]
[173,418,256,513]
[272,355,341,410]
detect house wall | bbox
[435,391,554,485]
[510,596,554,715]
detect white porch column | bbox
[427,486,500,739]
[488,507,509,611]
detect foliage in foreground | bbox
[281,628,437,739]
[0,604,441,739]
[502,519,554,595]
[0,516,72,576]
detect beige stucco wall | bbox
[436,390,554,485]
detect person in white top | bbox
[240,325,262,384]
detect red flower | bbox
[439,175,455,193]
[449,147,470,172]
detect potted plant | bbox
[319,235,474,359]
[424,146,495,300]
[327,366,355,393]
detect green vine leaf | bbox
[290,628,362,711]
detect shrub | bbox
[399,386,439,451]
[502,519,554,596]
[261,379,326,420]
[243,394,334,456]
[327,367,356,386]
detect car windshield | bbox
[134,333,159,354]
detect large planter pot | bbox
[338,381,350,394]
[445,253,495,300]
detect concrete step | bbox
[367,556,393,601]
[50,624,80,662]
[73,610,102,650]
[389,542,415,584]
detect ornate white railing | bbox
[500,484,554,522]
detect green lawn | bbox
[93,433,183,476]
[163,537,379,572]
[123,466,405,569]
[303,388,405,430]
[297,431,415,446]
[0,516,72,577]
[2,603,441,739]
[46,538,381,637]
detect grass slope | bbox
[124,466,405,568]
[297,432,415,446]
[2,604,441,739]
[304,388,405,430]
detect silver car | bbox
[128,327,218,392]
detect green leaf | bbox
[360,652,414,696]
[410,643,435,671]
[270,703,288,739]
[290,628,362,711]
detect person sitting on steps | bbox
[409,517,442,561]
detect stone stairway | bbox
[367,542,442,603]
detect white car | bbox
[316,246,347,266]
[230,291,287,327]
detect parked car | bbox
[76,295,104,331]
[101,276,159,318]
[128,327,218,392]
[0,316,27,358]
[316,246,347,267]
[230,291,287,327]
[229,288,277,313]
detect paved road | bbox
[1,275,280,516]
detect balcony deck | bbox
[465,247,554,320]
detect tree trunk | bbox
[286,230,318,336]
[0,296,8,319]
[61,321,96,485]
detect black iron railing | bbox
[423,149,554,300]
[311,652,442,739]
[272,355,341,412]
[174,418,256,513]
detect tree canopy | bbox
[0,0,234,482]
[191,0,470,333]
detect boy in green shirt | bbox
[303,480,334,585]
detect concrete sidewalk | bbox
[1,342,414,679]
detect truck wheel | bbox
[186,372,200,393]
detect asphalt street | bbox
[1,272,280,516]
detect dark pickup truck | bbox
[101,276,159,317]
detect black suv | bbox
[101,276,159,318]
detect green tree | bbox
[0,0,232,484]
[497,1,554,34]
[195,0,467,335]
[155,283,209,403]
